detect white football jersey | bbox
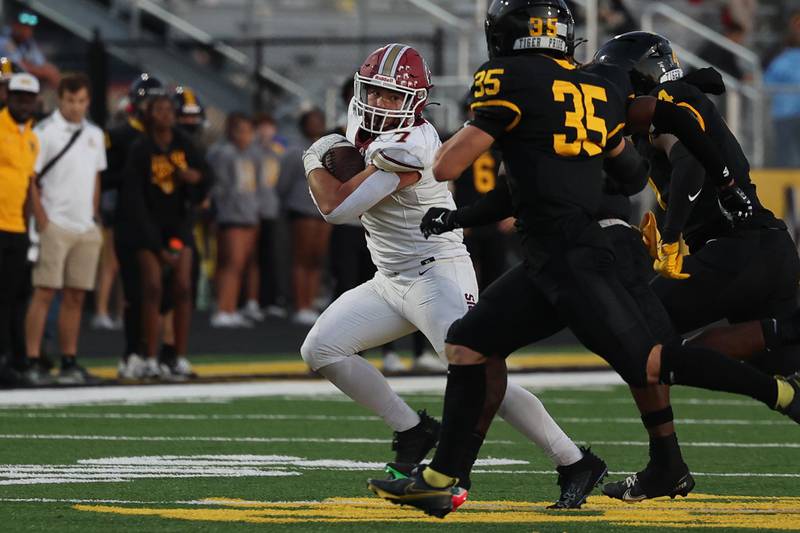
[346,99,467,274]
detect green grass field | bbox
[1,379,799,532]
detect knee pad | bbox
[300,329,348,371]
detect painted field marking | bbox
[0,411,791,426]
[0,455,527,485]
[1,433,798,450]
[69,494,800,527]
[86,352,608,379]
[0,372,625,406]
[0,434,514,445]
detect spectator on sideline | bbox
[24,73,105,385]
[252,113,285,318]
[0,74,39,384]
[765,9,800,167]
[116,95,211,379]
[208,112,261,328]
[278,108,332,326]
[105,74,165,377]
[0,11,60,88]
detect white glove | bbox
[302,133,348,178]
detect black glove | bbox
[717,185,753,224]
[420,207,460,239]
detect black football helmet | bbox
[593,31,684,95]
[485,0,575,59]
[129,73,166,109]
[173,85,206,134]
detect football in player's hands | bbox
[322,143,366,183]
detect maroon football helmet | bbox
[353,43,433,134]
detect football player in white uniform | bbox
[300,44,605,508]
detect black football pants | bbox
[447,227,661,387]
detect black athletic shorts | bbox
[447,224,659,387]
[652,228,800,332]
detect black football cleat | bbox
[367,469,467,519]
[776,373,800,423]
[602,463,695,503]
[547,446,608,509]
[392,410,441,463]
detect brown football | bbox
[322,144,366,183]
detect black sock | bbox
[661,343,777,407]
[430,364,488,479]
[649,433,684,469]
[61,355,76,369]
[159,343,177,361]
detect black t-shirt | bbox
[638,77,780,250]
[116,128,211,252]
[467,54,629,261]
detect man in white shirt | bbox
[24,73,106,384]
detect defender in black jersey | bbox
[595,31,800,339]
[367,0,800,518]
[592,30,800,499]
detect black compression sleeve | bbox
[662,142,705,243]
[603,140,650,196]
[652,100,730,187]
[454,177,513,228]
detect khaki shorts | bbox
[33,222,103,290]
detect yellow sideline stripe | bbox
[74,493,800,527]
[87,352,608,379]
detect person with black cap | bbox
[0,73,40,384]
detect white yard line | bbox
[0,411,790,426]
[0,434,514,445]
[0,433,796,448]
[0,372,625,406]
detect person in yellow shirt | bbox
[0,72,38,384]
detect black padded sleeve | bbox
[661,142,706,243]
[652,99,730,187]
[454,176,513,228]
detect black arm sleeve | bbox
[652,99,730,187]
[603,140,650,196]
[454,176,513,228]
[661,142,706,243]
